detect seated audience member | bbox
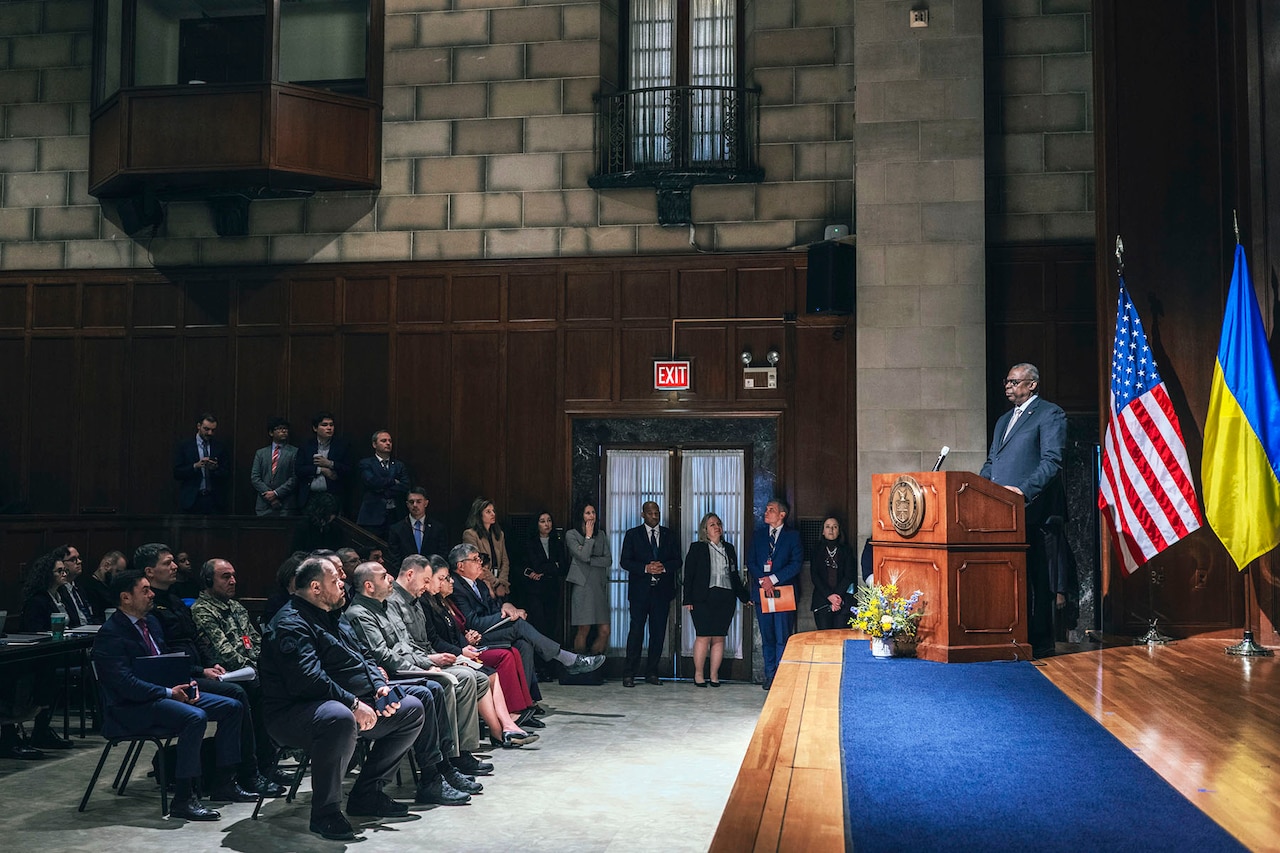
[260,557,426,841]
[171,551,201,600]
[79,550,126,623]
[134,543,281,796]
[295,411,352,510]
[92,570,251,821]
[53,545,95,626]
[21,551,80,632]
[393,556,538,747]
[420,556,541,730]
[462,497,511,598]
[292,492,346,553]
[191,558,289,787]
[251,417,298,517]
[448,542,605,694]
[262,552,307,625]
[342,561,510,761]
[386,486,449,568]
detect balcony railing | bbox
[590,84,763,188]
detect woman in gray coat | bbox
[564,502,612,655]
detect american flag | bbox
[1099,281,1203,574]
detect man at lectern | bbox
[980,362,1071,659]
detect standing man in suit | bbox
[296,411,352,511]
[746,498,803,690]
[250,417,298,516]
[356,430,411,539]
[618,501,682,687]
[980,362,1071,659]
[387,487,449,566]
[92,570,254,821]
[173,412,228,514]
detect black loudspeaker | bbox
[806,242,855,315]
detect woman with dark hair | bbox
[517,510,567,645]
[683,512,749,686]
[20,552,79,632]
[811,516,858,630]
[420,558,539,747]
[291,491,344,553]
[462,497,511,598]
[564,502,612,655]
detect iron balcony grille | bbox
[590,84,763,187]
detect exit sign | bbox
[654,360,691,390]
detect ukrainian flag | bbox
[1203,244,1280,569]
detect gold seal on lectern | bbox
[888,475,925,537]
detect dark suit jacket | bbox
[682,540,748,607]
[91,610,186,733]
[619,524,682,603]
[20,589,82,632]
[296,436,353,504]
[745,525,803,605]
[979,396,1067,527]
[447,574,506,632]
[172,435,230,512]
[386,515,450,568]
[515,531,566,603]
[356,456,411,528]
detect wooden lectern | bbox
[870,471,1030,663]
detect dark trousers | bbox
[488,618,561,701]
[399,681,445,767]
[813,603,848,631]
[755,608,795,681]
[625,595,672,677]
[267,696,424,817]
[197,677,260,778]
[1026,528,1054,653]
[152,692,243,780]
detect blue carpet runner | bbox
[839,640,1247,852]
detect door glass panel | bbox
[603,449,668,655]
[279,0,369,96]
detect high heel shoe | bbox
[693,680,708,688]
[709,680,721,687]
[491,730,539,749]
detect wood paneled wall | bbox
[0,253,856,612]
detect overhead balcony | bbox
[588,85,764,226]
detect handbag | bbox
[759,584,796,613]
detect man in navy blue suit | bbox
[980,362,1070,658]
[356,430,411,538]
[745,498,802,690]
[618,501,682,686]
[172,412,229,513]
[92,570,253,821]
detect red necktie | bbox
[271,445,279,475]
[136,618,159,655]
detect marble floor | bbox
[0,677,766,853]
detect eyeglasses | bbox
[1003,378,1030,386]
[64,556,82,563]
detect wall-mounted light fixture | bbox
[740,349,753,366]
[766,349,780,366]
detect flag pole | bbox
[1114,237,1174,646]
[1222,212,1275,657]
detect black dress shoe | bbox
[347,790,410,817]
[310,811,357,840]
[452,752,493,776]
[1,742,47,761]
[531,703,548,716]
[645,674,662,686]
[441,766,483,794]
[709,680,721,688]
[490,731,538,749]
[622,676,636,688]
[170,795,221,821]
[521,715,545,729]
[694,680,708,688]
[762,677,774,691]
[415,775,472,806]
[29,728,74,750]
[249,774,287,798]
[210,781,260,803]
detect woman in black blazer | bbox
[682,512,749,687]
[515,510,567,647]
[20,551,80,632]
[811,516,858,630]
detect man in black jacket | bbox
[260,557,425,841]
[618,502,683,687]
[386,486,449,567]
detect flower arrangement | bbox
[849,581,923,641]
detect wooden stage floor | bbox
[713,631,1279,852]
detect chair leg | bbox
[79,741,117,812]
[118,738,149,797]
[286,755,309,803]
[154,739,169,818]
[111,740,138,791]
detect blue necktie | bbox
[413,520,423,552]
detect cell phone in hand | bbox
[374,685,405,713]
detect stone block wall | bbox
[854,0,989,538]
[0,0,856,270]
[984,0,1094,243]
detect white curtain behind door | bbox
[604,449,669,654]
[679,449,745,657]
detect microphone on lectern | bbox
[931,446,950,473]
